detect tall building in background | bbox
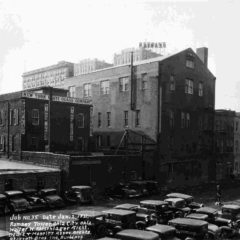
[22,61,74,90]
[74,59,113,76]
[113,47,161,66]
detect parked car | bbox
[72,210,108,238]
[0,230,9,240]
[103,209,137,235]
[105,183,141,199]
[186,213,221,239]
[22,189,47,210]
[168,218,208,240]
[4,190,30,213]
[115,229,159,240]
[0,194,9,216]
[139,200,174,224]
[219,204,240,222]
[146,224,181,240]
[114,204,156,229]
[164,198,191,217]
[127,181,149,197]
[166,193,204,210]
[64,185,93,204]
[38,188,65,209]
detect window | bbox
[77,113,84,128]
[170,75,175,91]
[0,136,5,151]
[186,113,190,128]
[0,110,4,125]
[236,121,239,132]
[12,135,16,152]
[68,86,76,97]
[100,80,110,95]
[106,135,111,147]
[124,111,128,127]
[119,77,129,92]
[185,79,194,94]
[9,109,14,126]
[98,112,102,127]
[83,83,92,97]
[77,137,84,151]
[13,109,19,126]
[198,82,203,96]
[32,109,39,126]
[235,140,239,153]
[135,110,140,127]
[142,74,148,90]
[107,112,111,127]
[181,112,185,128]
[169,110,174,128]
[186,59,195,69]
[97,135,102,147]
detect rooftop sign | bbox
[139,42,166,49]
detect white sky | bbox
[0,0,239,111]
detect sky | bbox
[0,0,239,111]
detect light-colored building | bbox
[74,59,113,76]
[113,47,161,66]
[22,61,74,90]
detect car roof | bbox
[196,207,218,214]
[0,194,6,199]
[222,204,240,210]
[72,210,104,218]
[140,200,168,206]
[166,193,193,200]
[22,189,37,193]
[4,190,23,196]
[114,203,139,210]
[40,188,56,192]
[146,224,176,233]
[103,209,136,216]
[0,230,9,237]
[186,213,208,220]
[71,185,92,190]
[169,218,208,227]
[116,229,159,240]
[165,198,185,203]
[129,180,147,184]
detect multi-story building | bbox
[0,87,92,158]
[22,61,74,90]
[234,113,240,176]
[113,47,161,66]
[59,47,216,186]
[74,59,113,76]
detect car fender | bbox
[135,221,146,230]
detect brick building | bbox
[74,59,113,76]
[22,61,74,90]
[0,87,92,158]
[114,47,161,66]
[58,47,216,186]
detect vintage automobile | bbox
[105,183,141,199]
[164,198,191,217]
[64,185,94,204]
[38,188,65,209]
[103,209,137,235]
[0,230,9,240]
[22,189,47,210]
[115,229,160,240]
[146,224,181,240]
[166,193,204,210]
[139,200,174,224]
[219,204,240,222]
[168,218,208,240]
[114,203,156,228]
[127,181,149,197]
[72,210,108,238]
[4,190,30,213]
[0,194,9,216]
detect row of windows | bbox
[0,109,19,126]
[168,111,191,129]
[97,110,140,128]
[0,135,17,152]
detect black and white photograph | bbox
[0,0,240,239]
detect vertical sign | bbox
[21,100,25,134]
[44,104,49,141]
[90,106,93,137]
[70,106,74,141]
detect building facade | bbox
[22,61,74,90]
[74,59,113,76]
[0,87,92,158]
[113,47,161,66]
[234,113,240,176]
[59,47,216,186]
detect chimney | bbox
[196,47,208,67]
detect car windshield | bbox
[174,200,186,208]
